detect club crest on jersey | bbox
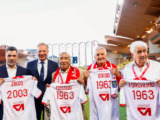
[112,81,117,88]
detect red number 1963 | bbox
[132,90,154,100]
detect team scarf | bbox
[91,60,112,70]
[52,66,80,83]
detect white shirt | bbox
[42,82,87,120]
[6,64,17,78]
[53,67,70,84]
[0,75,42,120]
[121,59,160,81]
[120,80,160,120]
[37,59,48,81]
[59,68,70,83]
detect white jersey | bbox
[0,75,42,120]
[120,80,160,120]
[42,82,87,120]
[87,69,119,120]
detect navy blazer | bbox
[26,59,58,93]
[0,64,28,78]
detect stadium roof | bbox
[100,0,160,58]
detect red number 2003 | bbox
[7,89,28,99]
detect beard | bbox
[8,60,16,66]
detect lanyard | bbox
[132,61,150,80]
[59,72,64,84]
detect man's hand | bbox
[110,68,120,77]
[84,70,90,79]
[32,76,37,81]
[46,84,50,88]
[156,79,160,86]
[119,79,127,88]
[77,77,84,85]
[84,70,90,84]
[0,78,4,85]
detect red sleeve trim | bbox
[120,104,126,107]
[111,94,118,99]
[36,92,42,99]
[41,102,47,106]
[85,91,88,94]
[81,100,88,104]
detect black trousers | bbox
[35,98,44,120]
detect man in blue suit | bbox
[26,43,58,120]
[0,46,28,120]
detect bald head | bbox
[59,52,70,59]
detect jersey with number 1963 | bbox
[86,69,119,120]
[120,80,160,120]
[42,82,87,120]
[0,75,42,120]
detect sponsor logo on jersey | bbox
[112,81,117,88]
[60,106,71,113]
[13,103,24,111]
[99,93,109,101]
[137,107,151,116]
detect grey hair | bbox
[59,52,70,59]
[94,46,107,56]
[130,41,147,54]
[37,43,49,50]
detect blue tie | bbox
[40,61,44,81]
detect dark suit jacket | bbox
[0,64,29,78]
[0,64,29,120]
[26,59,58,93]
